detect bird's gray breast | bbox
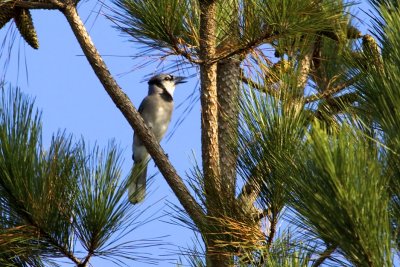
[140,94,173,141]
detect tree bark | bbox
[60,4,205,227]
[217,58,240,205]
[199,0,220,205]
[198,1,235,266]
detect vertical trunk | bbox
[198,1,232,266]
[199,0,220,207]
[217,57,240,204]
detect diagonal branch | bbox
[11,0,64,10]
[60,4,205,227]
[266,210,278,250]
[305,75,360,103]
[210,31,278,64]
[0,185,81,265]
[241,74,275,95]
[312,244,337,267]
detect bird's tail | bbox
[128,162,148,204]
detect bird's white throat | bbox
[163,82,176,97]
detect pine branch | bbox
[77,252,93,267]
[59,4,205,227]
[10,0,64,10]
[0,184,81,265]
[266,211,277,250]
[305,75,360,103]
[312,244,337,267]
[209,30,277,64]
[240,73,278,96]
[241,75,266,91]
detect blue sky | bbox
[0,1,386,267]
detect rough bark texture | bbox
[217,57,240,204]
[199,1,220,205]
[199,1,234,266]
[61,4,205,227]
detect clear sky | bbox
[0,1,385,267]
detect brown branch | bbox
[241,75,264,91]
[42,230,81,265]
[12,0,64,9]
[26,215,81,265]
[266,211,277,250]
[167,26,278,66]
[305,75,360,103]
[312,244,337,267]
[211,31,278,64]
[240,74,278,96]
[60,4,205,227]
[170,39,202,64]
[78,251,93,267]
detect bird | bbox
[129,73,187,204]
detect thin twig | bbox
[305,75,360,103]
[78,251,94,267]
[169,36,203,64]
[266,211,277,250]
[253,209,268,221]
[209,31,278,64]
[312,244,337,267]
[240,75,277,95]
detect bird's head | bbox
[148,74,187,97]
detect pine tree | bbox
[1,0,400,266]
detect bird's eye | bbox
[165,75,173,81]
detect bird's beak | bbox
[174,76,187,84]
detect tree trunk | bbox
[206,239,234,267]
[199,1,236,266]
[217,57,240,206]
[199,0,220,207]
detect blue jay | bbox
[129,74,187,204]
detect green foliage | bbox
[237,233,314,267]
[111,0,200,52]
[287,123,392,266]
[111,0,344,61]
[238,89,308,214]
[356,2,400,148]
[0,87,77,263]
[352,0,400,254]
[0,86,153,265]
[73,143,136,257]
